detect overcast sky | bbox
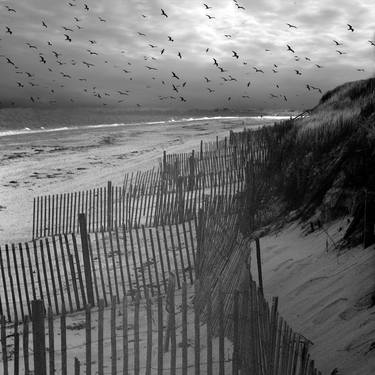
[0,0,374,110]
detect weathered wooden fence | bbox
[0,217,197,323]
[0,276,321,375]
[32,126,276,239]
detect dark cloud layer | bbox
[0,0,374,110]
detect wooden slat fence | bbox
[32,125,277,239]
[0,276,321,375]
[0,219,197,323]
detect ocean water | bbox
[0,106,293,138]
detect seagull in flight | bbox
[161,9,168,17]
[286,45,295,53]
[64,34,72,42]
[286,23,297,28]
[368,40,375,46]
[172,72,180,79]
[232,51,239,59]
[333,40,343,46]
[203,4,212,9]
[347,24,354,32]
[5,6,16,12]
[206,14,215,19]
[6,26,13,35]
[253,67,264,73]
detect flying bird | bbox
[26,43,37,49]
[294,69,302,75]
[64,34,72,42]
[213,58,219,66]
[84,4,89,10]
[40,55,47,64]
[232,51,239,59]
[253,67,264,73]
[6,27,13,35]
[98,17,106,22]
[137,32,146,36]
[347,24,354,32]
[286,45,295,53]
[333,40,343,46]
[286,23,297,28]
[178,52,182,59]
[203,4,212,9]
[336,50,346,55]
[145,66,158,70]
[5,6,16,12]
[82,61,94,68]
[168,36,174,42]
[206,14,215,19]
[315,64,323,68]
[161,9,168,17]
[368,40,375,46]
[172,72,180,79]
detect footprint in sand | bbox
[312,298,348,325]
[340,292,375,321]
[290,276,329,297]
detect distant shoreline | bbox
[0,115,292,138]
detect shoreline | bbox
[0,116,280,243]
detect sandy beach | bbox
[0,116,280,244]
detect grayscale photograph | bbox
[0,0,374,374]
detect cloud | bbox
[0,0,374,110]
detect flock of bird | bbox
[1,1,374,108]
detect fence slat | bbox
[98,299,104,375]
[146,290,152,375]
[48,306,55,375]
[182,283,188,375]
[61,305,67,375]
[134,293,140,375]
[122,297,128,375]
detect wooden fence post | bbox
[1,315,8,375]
[107,181,112,231]
[255,238,264,296]
[78,214,95,306]
[32,300,46,375]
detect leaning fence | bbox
[0,215,197,323]
[0,276,321,375]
